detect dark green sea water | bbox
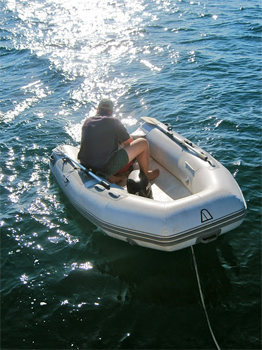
[1,0,261,349]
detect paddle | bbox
[58,150,111,190]
[141,116,208,162]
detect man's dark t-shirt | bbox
[78,115,130,169]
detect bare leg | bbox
[124,138,159,181]
[107,174,124,184]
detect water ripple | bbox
[1,0,261,349]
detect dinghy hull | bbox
[50,122,246,252]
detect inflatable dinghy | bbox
[49,118,247,252]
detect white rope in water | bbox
[191,246,221,350]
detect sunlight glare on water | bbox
[1,0,261,348]
[10,0,143,80]
[8,0,149,137]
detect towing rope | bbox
[191,246,221,350]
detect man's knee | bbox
[125,138,148,161]
[131,137,148,149]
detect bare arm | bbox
[122,137,133,147]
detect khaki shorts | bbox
[104,148,129,176]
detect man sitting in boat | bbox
[78,98,160,184]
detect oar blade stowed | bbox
[141,116,208,162]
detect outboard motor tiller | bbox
[127,170,153,198]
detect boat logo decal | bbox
[201,209,213,223]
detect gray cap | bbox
[98,98,114,111]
